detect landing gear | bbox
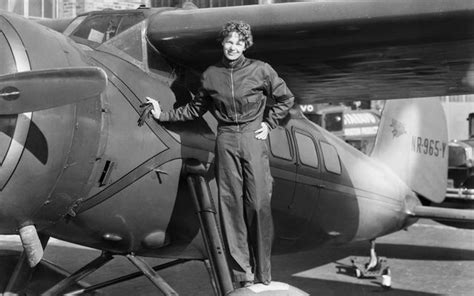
[351,240,392,288]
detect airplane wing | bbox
[147,0,474,103]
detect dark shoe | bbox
[240,281,253,288]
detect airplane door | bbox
[280,128,321,240]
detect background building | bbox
[0,0,150,18]
[440,95,474,141]
[0,0,57,18]
[0,0,294,18]
[151,0,258,8]
[76,0,150,14]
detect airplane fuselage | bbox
[0,11,420,260]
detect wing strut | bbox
[126,254,179,296]
[42,252,113,296]
[185,159,234,296]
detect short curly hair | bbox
[218,20,253,49]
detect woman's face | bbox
[222,31,246,61]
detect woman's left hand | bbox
[255,122,270,140]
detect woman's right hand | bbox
[146,96,161,120]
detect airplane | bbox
[1,0,474,295]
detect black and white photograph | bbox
[0,0,473,295]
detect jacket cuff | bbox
[263,121,274,130]
[158,112,169,121]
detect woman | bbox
[146,20,294,287]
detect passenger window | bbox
[320,142,341,174]
[295,132,319,168]
[269,127,292,160]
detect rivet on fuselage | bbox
[102,233,123,242]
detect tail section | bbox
[371,98,448,203]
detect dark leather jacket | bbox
[159,55,294,129]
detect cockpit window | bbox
[68,12,145,46]
[71,15,120,43]
[105,21,144,62]
[115,13,144,35]
[63,16,86,36]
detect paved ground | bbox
[1,219,473,295]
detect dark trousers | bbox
[215,122,274,283]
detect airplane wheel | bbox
[381,268,391,288]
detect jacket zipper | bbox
[230,67,239,132]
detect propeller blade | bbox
[0,67,107,115]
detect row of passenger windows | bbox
[269,127,342,175]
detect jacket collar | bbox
[222,55,246,69]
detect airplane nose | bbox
[0,25,46,264]
[0,14,35,234]
[0,17,21,161]
[0,14,32,193]
[0,11,104,235]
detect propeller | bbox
[0,67,107,115]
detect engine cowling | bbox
[0,12,103,233]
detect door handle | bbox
[313,184,326,189]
